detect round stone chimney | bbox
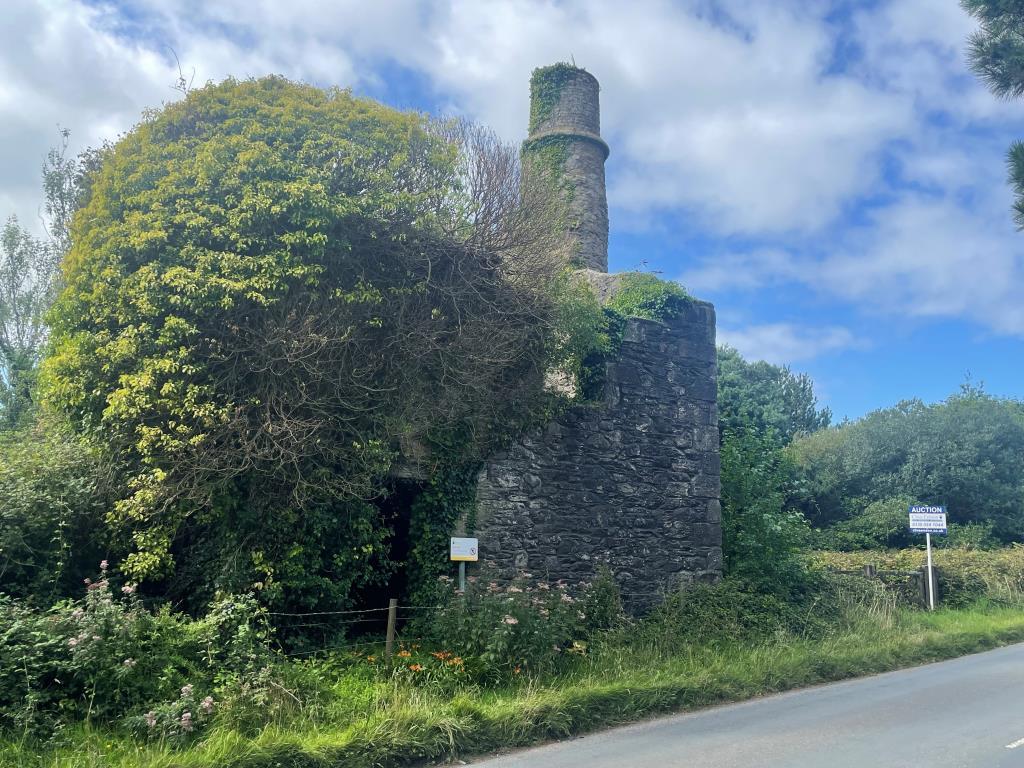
[523,64,610,273]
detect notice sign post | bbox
[450,537,478,592]
[909,505,947,611]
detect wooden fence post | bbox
[385,598,398,661]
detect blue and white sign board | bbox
[450,537,479,562]
[909,505,947,534]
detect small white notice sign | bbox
[450,537,479,562]
[909,505,947,534]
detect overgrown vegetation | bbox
[815,547,1024,607]
[2,66,1023,768]
[604,272,690,320]
[17,77,605,617]
[4,568,1024,768]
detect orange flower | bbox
[513,665,522,675]
[431,650,452,660]
[448,657,464,667]
[366,656,376,663]
[408,664,424,672]
[397,650,411,658]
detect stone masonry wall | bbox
[471,299,721,609]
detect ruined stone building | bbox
[467,65,722,607]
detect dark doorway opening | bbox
[352,478,424,624]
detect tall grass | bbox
[5,600,1024,768]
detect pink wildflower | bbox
[145,712,157,728]
[180,711,193,732]
[200,696,214,714]
[181,684,194,698]
[123,658,136,668]
[99,560,109,572]
[502,615,519,625]
[121,584,136,595]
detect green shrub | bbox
[721,429,810,595]
[41,76,594,614]
[817,496,917,551]
[0,421,115,603]
[605,273,689,321]
[813,546,1024,607]
[0,564,276,737]
[423,573,623,682]
[790,386,1024,539]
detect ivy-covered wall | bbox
[471,298,721,610]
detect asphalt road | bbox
[471,643,1024,768]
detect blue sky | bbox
[2,0,1022,420]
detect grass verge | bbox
[4,603,1024,768]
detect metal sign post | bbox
[925,532,934,611]
[450,537,479,593]
[908,505,947,611]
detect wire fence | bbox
[262,600,447,660]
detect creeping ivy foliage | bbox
[41,77,594,614]
[528,62,583,133]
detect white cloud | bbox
[680,248,801,293]
[820,189,1024,335]
[718,323,862,365]
[0,1,179,232]
[3,0,1024,348]
[0,0,936,237]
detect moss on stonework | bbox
[529,62,587,133]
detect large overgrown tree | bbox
[963,0,1024,226]
[41,77,597,611]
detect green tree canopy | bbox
[963,0,1024,226]
[790,385,1024,540]
[717,345,830,446]
[41,77,593,609]
[0,132,84,430]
